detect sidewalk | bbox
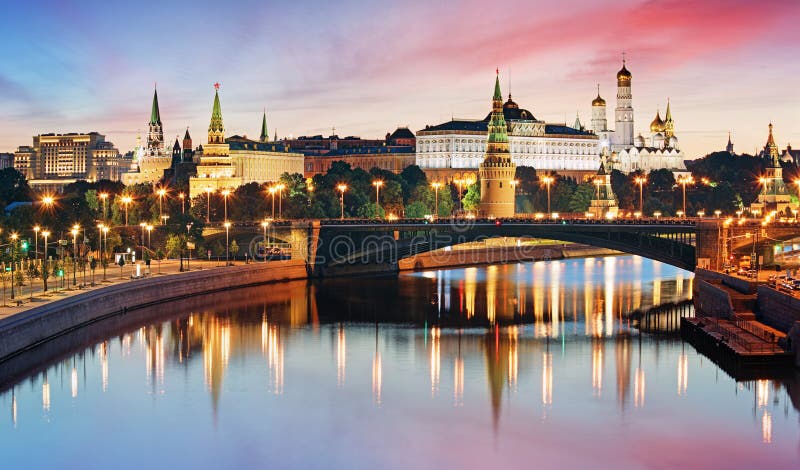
[0,258,250,321]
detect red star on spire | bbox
[496,68,499,76]
[214,82,220,90]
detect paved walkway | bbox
[0,258,258,321]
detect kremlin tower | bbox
[613,57,634,150]
[146,87,165,156]
[478,71,516,218]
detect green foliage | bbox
[405,201,429,218]
[462,182,481,211]
[165,234,185,258]
[230,240,240,256]
[568,183,595,213]
[357,202,386,219]
[0,168,30,210]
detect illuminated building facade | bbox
[188,85,304,199]
[750,123,793,215]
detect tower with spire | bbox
[171,137,182,167]
[726,132,734,155]
[260,110,269,142]
[182,128,193,162]
[147,87,165,156]
[751,123,792,215]
[205,83,230,157]
[613,54,634,150]
[478,71,516,218]
[663,99,674,139]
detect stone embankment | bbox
[0,260,307,363]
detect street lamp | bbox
[33,226,40,262]
[541,176,554,216]
[178,192,186,214]
[634,176,646,213]
[372,180,384,217]
[120,195,133,225]
[42,230,50,291]
[337,184,348,220]
[261,220,269,263]
[156,188,168,224]
[146,225,153,249]
[10,233,18,300]
[221,189,231,222]
[139,222,146,254]
[431,181,442,219]
[677,175,693,217]
[268,186,277,219]
[224,221,231,266]
[71,226,79,287]
[98,192,109,220]
[276,183,286,219]
[101,227,108,281]
[41,195,55,209]
[714,210,722,218]
[204,187,214,223]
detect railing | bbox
[701,317,784,353]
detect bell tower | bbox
[613,55,634,150]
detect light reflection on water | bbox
[1,256,799,468]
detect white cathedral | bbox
[591,59,687,175]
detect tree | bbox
[230,240,240,259]
[357,202,385,219]
[462,182,481,211]
[405,201,429,218]
[0,168,30,210]
[568,183,595,213]
[165,234,185,259]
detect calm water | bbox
[1,256,799,469]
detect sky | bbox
[1,0,799,158]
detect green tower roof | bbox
[212,90,222,121]
[260,110,268,142]
[493,73,502,101]
[150,88,161,125]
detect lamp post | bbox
[71,226,79,287]
[146,225,153,249]
[221,189,231,223]
[178,192,186,214]
[120,196,133,225]
[156,188,167,224]
[98,192,109,220]
[372,180,383,217]
[337,184,348,220]
[33,226,40,263]
[139,222,146,258]
[276,183,285,219]
[186,223,192,271]
[101,227,108,281]
[42,230,50,292]
[261,220,269,262]
[454,179,464,210]
[634,176,646,213]
[677,175,693,217]
[205,187,214,223]
[10,233,18,300]
[431,181,442,219]
[268,186,277,219]
[224,221,231,266]
[541,176,554,216]
[41,195,55,210]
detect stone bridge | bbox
[202,218,798,277]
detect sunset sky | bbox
[2,0,799,158]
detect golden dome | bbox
[650,111,665,133]
[617,64,632,82]
[592,94,606,107]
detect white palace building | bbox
[416,59,687,182]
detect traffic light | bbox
[21,240,29,253]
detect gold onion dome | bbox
[650,110,665,133]
[592,94,606,107]
[617,64,632,81]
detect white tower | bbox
[591,84,608,132]
[613,56,634,150]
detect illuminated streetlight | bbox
[268,186,278,219]
[634,176,646,213]
[677,175,693,217]
[431,181,442,219]
[714,210,722,218]
[337,184,348,220]
[156,187,168,224]
[224,221,232,266]
[71,226,79,287]
[261,220,269,263]
[120,196,133,225]
[372,180,384,217]
[541,176,554,216]
[276,183,286,219]
[101,227,109,282]
[10,233,18,299]
[33,226,40,262]
[98,192,109,220]
[178,192,186,214]
[42,230,50,291]
[146,225,153,249]
[221,189,231,222]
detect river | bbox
[1,255,798,468]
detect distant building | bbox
[13,132,121,192]
[416,88,600,183]
[303,146,415,178]
[285,134,386,155]
[0,153,13,170]
[121,88,173,186]
[726,132,735,155]
[386,127,416,146]
[188,85,304,199]
[750,123,793,215]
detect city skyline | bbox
[2,0,800,157]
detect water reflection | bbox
[1,257,799,467]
